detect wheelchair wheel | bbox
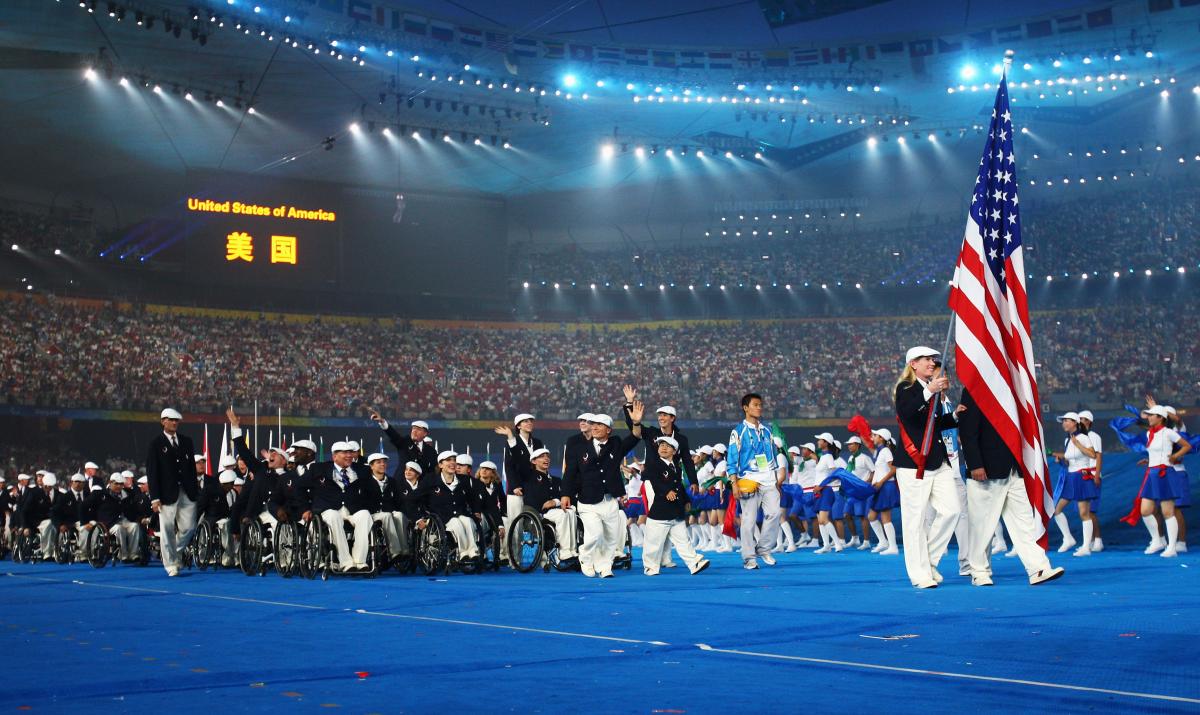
[314,518,333,581]
[87,527,111,568]
[194,520,213,571]
[53,529,76,565]
[299,519,321,580]
[367,522,389,577]
[616,523,633,570]
[417,515,449,576]
[137,526,152,567]
[274,521,299,578]
[392,522,419,575]
[481,514,503,572]
[506,511,544,574]
[239,520,264,577]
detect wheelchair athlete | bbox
[81,474,145,562]
[523,448,579,568]
[418,450,480,563]
[197,467,240,567]
[362,453,413,567]
[300,440,374,574]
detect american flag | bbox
[948,75,1054,548]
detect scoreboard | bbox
[182,172,341,285]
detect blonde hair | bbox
[895,363,918,393]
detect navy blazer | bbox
[146,432,199,505]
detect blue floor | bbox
[2,540,1197,713]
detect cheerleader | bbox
[772,437,798,552]
[709,444,735,551]
[1077,410,1105,552]
[782,445,810,549]
[691,447,718,550]
[866,429,900,555]
[1049,412,1099,557]
[812,434,845,553]
[1163,405,1190,551]
[622,461,647,548]
[844,436,875,550]
[794,443,822,548]
[1135,405,1191,556]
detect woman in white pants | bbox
[891,346,963,589]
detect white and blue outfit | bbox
[727,420,780,563]
[869,446,900,512]
[1142,427,1182,503]
[844,450,875,518]
[814,452,838,514]
[1059,433,1100,502]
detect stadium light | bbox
[960,64,977,80]
[563,74,578,88]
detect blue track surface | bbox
[2,537,1198,714]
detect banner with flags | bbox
[947,74,1054,549]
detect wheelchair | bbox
[191,518,229,571]
[84,522,148,567]
[239,518,275,576]
[12,528,40,564]
[302,513,388,580]
[53,526,78,565]
[512,508,590,573]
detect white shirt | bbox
[1147,427,1181,469]
[846,450,875,482]
[1063,434,1093,472]
[696,462,715,488]
[625,474,643,498]
[814,453,836,489]
[871,447,894,484]
[796,458,820,489]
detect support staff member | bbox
[727,392,786,570]
[958,387,1065,586]
[892,347,962,589]
[146,407,199,577]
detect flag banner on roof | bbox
[947,74,1054,550]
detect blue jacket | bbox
[726,421,778,478]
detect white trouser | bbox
[216,517,237,560]
[577,496,623,573]
[79,523,100,557]
[738,480,781,561]
[543,507,578,558]
[321,507,372,569]
[109,519,142,560]
[966,473,1052,579]
[642,518,705,575]
[444,515,479,559]
[37,519,54,558]
[158,491,198,571]
[897,463,962,585]
[373,511,409,557]
[502,495,524,559]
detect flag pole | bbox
[253,400,258,453]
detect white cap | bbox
[455,454,474,466]
[771,436,783,448]
[367,453,389,464]
[1076,410,1094,422]
[233,477,245,486]
[833,439,842,450]
[787,446,801,454]
[847,435,863,445]
[478,460,498,471]
[344,440,360,453]
[218,470,237,484]
[108,473,123,483]
[194,454,207,463]
[411,420,430,430]
[404,461,423,474]
[137,476,148,485]
[292,439,317,453]
[219,455,238,469]
[656,406,677,417]
[815,432,835,444]
[17,473,30,481]
[70,473,86,482]
[42,474,57,487]
[423,436,433,443]
[331,441,357,453]
[698,445,714,455]
[655,435,679,451]
[529,447,550,461]
[1145,405,1170,418]
[513,413,535,426]
[121,470,134,479]
[712,443,727,454]
[1164,406,1178,416]
[589,414,613,428]
[36,469,47,476]
[84,461,99,470]
[905,346,940,363]
[160,408,183,420]
[800,442,816,452]
[1056,412,1081,422]
[870,428,893,443]
[437,450,458,462]
[577,412,593,421]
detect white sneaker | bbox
[1176,542,1188,553]
[1004,549,1019,558]
[847,536,861,547]
[785,544,798,553]
[804,540,822,549]
[871,543,886,553]
[599,569,614,578]
[1091,539,1105,552]
[814,545,832,554]
[1057,537,1077,553]
[1029,566,1066,585]
[771,544,785,554]
[761,553,777,566]
[1072,547,1092,557]
[690,559,710,575]
[166,566,180,577]
[880,546,899,555]
[990,543,1007,555]
[931,567,944,584]
[1144,539,1165,555]
[857,540,873,551]
[643,569,660,576]
[743,559,759,570]
[833,542,845,553]
[715,543,732,553]
[581,562,596,577]
[662,560,678,569]
[972,574,994,586]
[1161,546,1179,558]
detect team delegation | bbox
[4,346,1191,586]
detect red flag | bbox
[1120,468,1156,525]
[721,492,739,538]
[847,414,873,445]
[947,76,1053,549]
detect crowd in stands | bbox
[2,292,1195,422]
[1,202,96,258]
[510,187,1199,288]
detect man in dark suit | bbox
[562,403,645,578]
[300,441,373,572]
[564,413,594,468]
[21,474,53,560]
[892,347,963,589]
[369,408,438,478]
[145,407,199,576]
[640,436,710,576]
[958,387,1065,587]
